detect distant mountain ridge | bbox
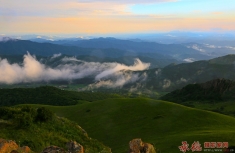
[160,78,235,103]
[1,39,235,92]
[0,39,180,68]
[44,37,211,61]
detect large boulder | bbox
[10,151,19,153]
[0,138,31,153]
[66,140,84,153]
[0,139,18,153]
[41,141,84,153]
[129,138,156,153]
[21,146,31,153]
[41,145,67,153]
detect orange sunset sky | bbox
[1,0,235,34]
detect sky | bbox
[1,0,235,34]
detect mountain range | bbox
[0,39,182,68]
[1,38,235,92]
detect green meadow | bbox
[23,98,235,153]
[0,106,111,153]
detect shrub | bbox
[36,107,54,122]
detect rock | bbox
[41,141,84,153]
[66,140,84,153]
[129,139,143,153]
[143,143,156,153]
[20,146,31,153]
[0,138,84,153]
[0,138,31,153]
[0,139,18,153]
[10,150,19,153]
[129,138,156,153]
[41,145,67,153]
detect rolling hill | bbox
[160,78,235,117]
[0,106,111,153]
[160,78,235,103]
[23,98,235,153]
[134,54,235,92]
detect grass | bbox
[0,106,111,153]
[22,98,235,153]
[191,101,235,117]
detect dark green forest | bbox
[0,86,122,106]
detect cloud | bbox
[204,44,222,49]
[78,0,177,4]
[51,53,62,59]
[225,46,235,50]
[176,77,187,84]
[155,69,161,75]
[1,0,235,34]
[187,44,205,52]
[183,58,195,63]
[204,44,235,50]
[163,79,171,89]
[61,56,83,62]
[0,53,150,86]
[95,58,150,80]
[0,37,15,42]
[165,34,176,37]
[88,71,148,89]
[204,44,217,48]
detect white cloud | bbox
[51,53,62,59]
[0,37,15,42]
[183,58,195,63]
[188,44,205,52]
[176,77,187,84]
[163,79,171,89]
[95,58,150,80]
[78,0,176,4]
[180,78,187,82]
[225,46,235,50]
[0,53,150,86]
[88,71,148,89]
[61,56,82,62]
[155,69,161,75]
[204,44,217,49]
[165,34,176,37]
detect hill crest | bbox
[161,78,235,103]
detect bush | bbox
[14,112,33,128]
[36,107,54,122]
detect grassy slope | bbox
[190,101,235,117]
[0,109,111,153]
[24,98,235,153]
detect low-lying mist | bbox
[0,53,150,88]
